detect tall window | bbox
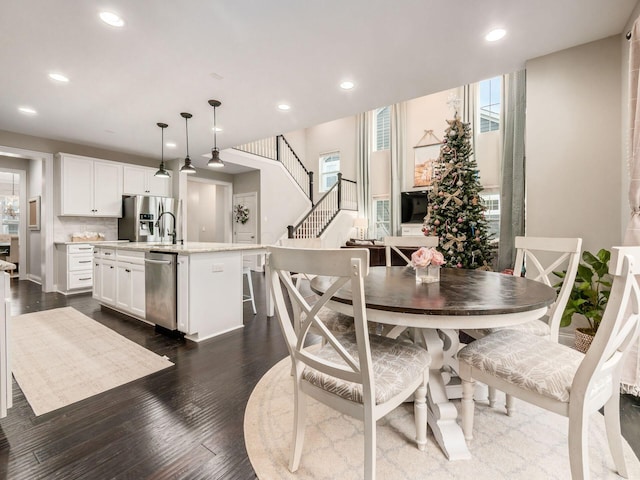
[480,192,500,238]
[319,151,340,192]
[479,77,501,133]
[373,197,390,239]
[375,106,390,151]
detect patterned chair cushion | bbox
[316,308,380,335]
[457,329,584,403]
[476,318,551,338]
[302,333,431,405]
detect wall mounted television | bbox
[401,190,428,224]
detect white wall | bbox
[233,170,261,240]
[526,35,622,253]
[186,179,232,243]
[221,149,310,245]
[405,88,465,191]
[302,115,357,202]
[28,158,42,280]
[299,86,497,200]
[187,182,214,242]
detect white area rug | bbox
[245,355,640,480]
[11,307,173,416]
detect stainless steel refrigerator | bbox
[118,195,176,243]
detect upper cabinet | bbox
[57,153,123,217]
[123,165,172,197]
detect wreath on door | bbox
[234,204,250,224]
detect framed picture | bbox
[28,196,40,231]
[413,143,442,187]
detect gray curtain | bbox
[390,102,407,235]
[356,112,372,233]
[622,19,640,396]
[497,70,527,271]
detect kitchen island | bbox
[92,242,266,342]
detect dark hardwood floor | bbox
[1,275,639,479]
[0,274,288,480]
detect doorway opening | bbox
[0,172,21,277]
[186,177,232,243]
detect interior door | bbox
[233,192,258,270]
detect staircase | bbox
[287,173,356,239]
[235,135,314,204]
[234,136,357,240]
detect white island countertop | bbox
[92,241,266,255]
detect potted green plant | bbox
[556,249,611,353]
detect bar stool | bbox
[243,266,256,315]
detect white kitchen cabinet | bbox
[116,263,132,312]
[92,258,102,302]
[106,249,146,319]
[129,263,146,317]
[99,259,116,304]
[93,247,116,304]
[57,153,123,217]
[56,243,94,294]
[123,165,171,197]
[101,261,116,304]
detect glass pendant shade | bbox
[180,112,196,174]
[207,99,224,168]
[154,122,170,178]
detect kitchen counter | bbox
[54,240,129,246]
[92,241,266,255]
[92,241,267,343]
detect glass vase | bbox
[415,265,440,284]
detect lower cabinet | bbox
[93,258,116,304]
[116,262,145,318]
[56,243,95,294]
[93,248,145,319]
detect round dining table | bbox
[310,265,556,461]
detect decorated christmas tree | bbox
[422,114,494,269]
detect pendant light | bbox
[154,122,170,178]
[179,112,196,174]
[207,99,224,168]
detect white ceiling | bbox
[0,1,636,173]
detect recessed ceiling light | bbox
[99,11,125,27]
[212,127,223,132]
[165,142,177,148]
[48,72,69,83]
[278,104,291,111]
[18,106,37,115]
[340,81,355,90]
[485,28,506,42]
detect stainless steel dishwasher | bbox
[144,251,178,330]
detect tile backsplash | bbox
[54,216,118,243]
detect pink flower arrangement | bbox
[411,247,445,268]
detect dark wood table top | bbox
[310,266,556,317]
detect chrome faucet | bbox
[155,211,177,244]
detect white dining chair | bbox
[266,246,430,480]
[458,246,640,480]
[466,236,582,342]
[463,236,582,408]
[383,235,438,267]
